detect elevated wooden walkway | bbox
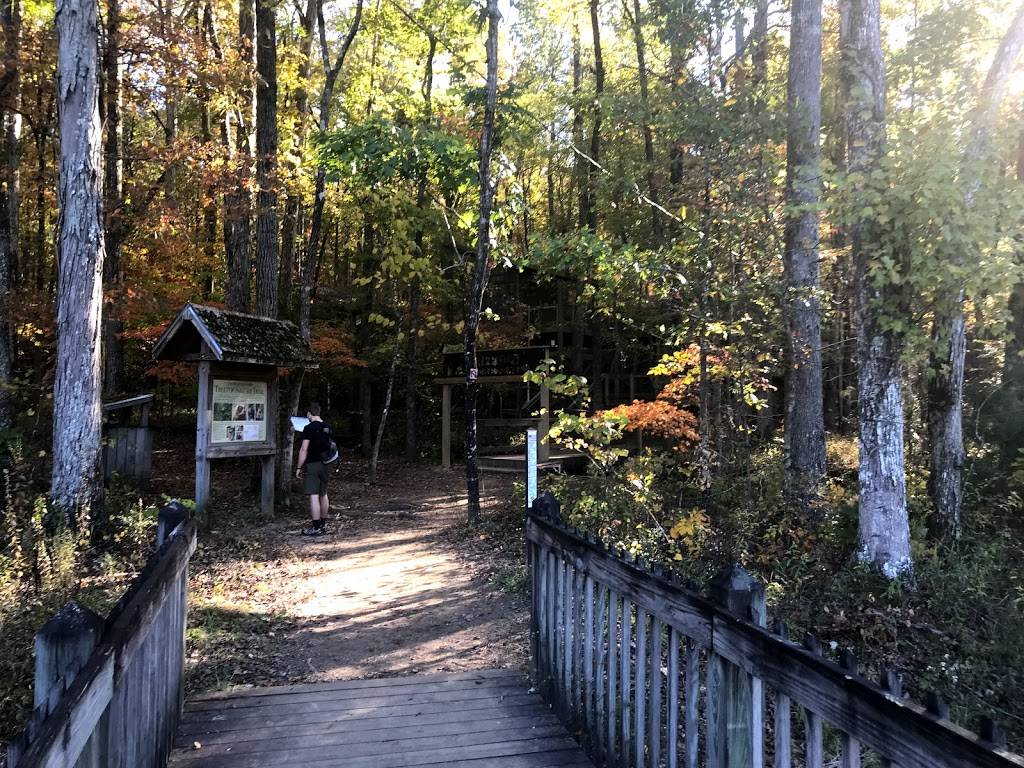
[169,669,593,768]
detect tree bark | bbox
[225,0,254,312]
[53,0,105,516]
[254,0,279,318]
[846,0,911,578]
[783,0,826,509]
[0,0,21,428]
[464,0,499,524]
[926,3,1024,542]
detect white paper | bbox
[290,416,310,432]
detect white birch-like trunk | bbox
[845,0,912,578]
[927,3,1024,542]
[52,0,105,515]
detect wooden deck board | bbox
[170,670,593,768]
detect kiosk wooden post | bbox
[154,304,317,520]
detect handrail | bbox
[7,503,196,768]
[527,504,1024,768]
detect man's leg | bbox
[319,493,329,521]
[309,493,321,521]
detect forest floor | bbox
[150,441,532,696]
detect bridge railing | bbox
[6,502,197,768]
[526,502,1024,768]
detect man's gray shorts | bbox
[303,461,329,496]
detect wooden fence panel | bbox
[527,509,1024,768]
[8,504,196,768]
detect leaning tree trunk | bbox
[0,0,21,429]
[926,3,1024,543]
[464,0,500,524]
[53,0,105,516]
[224,0,254,312]
[274,0,363,496]
[782,0,826,510]
[254,0,278,318]
[846,0,911,578]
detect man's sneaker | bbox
[301,524,326,536]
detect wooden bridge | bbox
[7,499,1024,768]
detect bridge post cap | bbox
[37,601,104,641]
[158,501,191,528]
[531,491,561,520]
[710,563,765,619]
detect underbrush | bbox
[539,435,1024,751]
[0,438,162,745]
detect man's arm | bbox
[296,439,310,478]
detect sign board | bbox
[211,379,268,444]
[526,428,538,511]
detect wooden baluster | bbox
[667,627,680,768]
[840,650,861,768]
[595,582,607,763]
[621,596,633,764]
[685,639,700,768]
[584,572,595,734]
[535,545,547,690]
[549,552,559,702]
[773,621,792,768]
[608,589,619,765]
[878,670,903,768]
[565,562,576,723]
[649,618,663,768]
[556,556,567,717]
[573,565,584,722]
[709,566,765,768]
[635,608,648,768]
[803,634,824,768]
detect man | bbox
[295,402,334,536]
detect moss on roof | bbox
[153,304,318,367]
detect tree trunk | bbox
[102,0,122,395]
[572,27,588,231]
[626,0,661,241]
[405,34,436,464]
[0,0,21,428]
[254,0,279,318]
[464,0,499,524]
[782,0,826,509]
[369,344,398,484]
[53,0,105,516]
[927,4,1024,542]
[224,0,254,312]
[586,0,604,232]
[846,0,911,578]
[1006,114,1024,390]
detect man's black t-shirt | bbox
[302,420,333,463]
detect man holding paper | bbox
[295,402,337,536]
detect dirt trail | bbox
[182,461,530,693]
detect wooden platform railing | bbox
[526,500,1024,768]
[6,502,197,768]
